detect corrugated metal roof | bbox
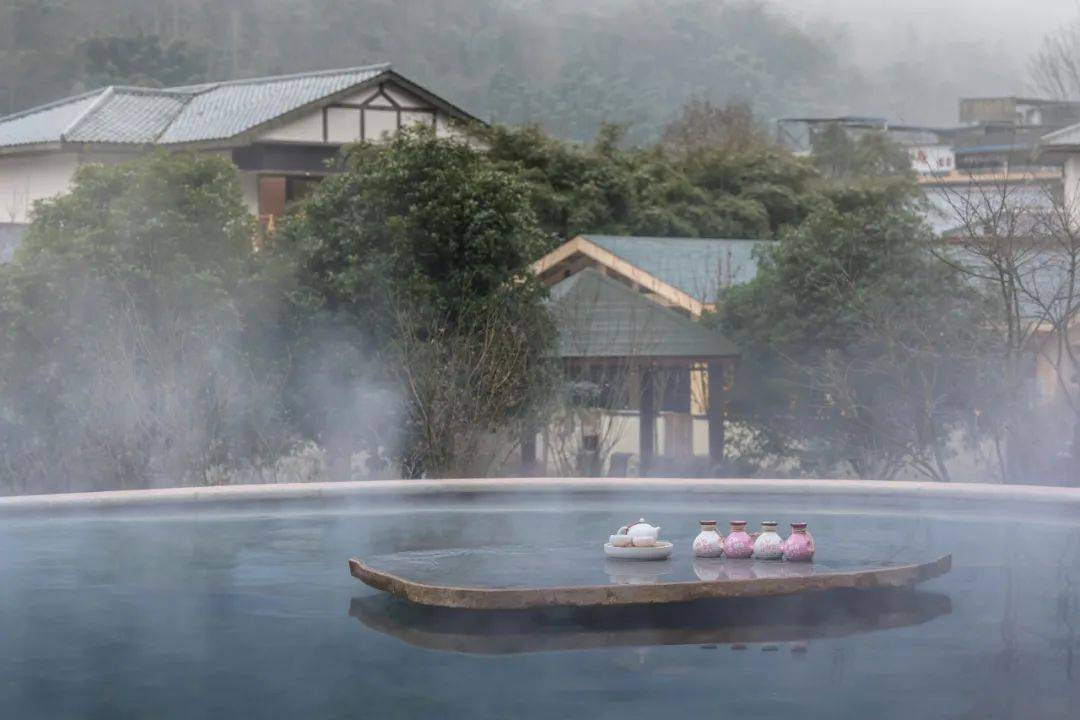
[582,235,771,303]
[549,268,739,359]
[945,245,1076,323]
[0,63,418,149]
[953,143,1031,154]
[0,91,105,147]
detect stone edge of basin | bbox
[346,554,954,609]
[1,477,1078,516]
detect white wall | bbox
[338,88,379,106]
[80,151,140,167]
[909,144,955,175]
[435,113,466,139]
[326,107,361,143]
[0,152,79,223]
[364,109,398,140]
[0,149,262,226]
[259,112,325,143]
[238,171,259,216]
[536,410,715,475]
[382,85,421,107]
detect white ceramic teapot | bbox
[620,518,662,542]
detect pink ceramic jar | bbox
[692,520,725,558]
[723,520,754,559]
[782,522,815,562]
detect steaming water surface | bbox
[1,494,1078,719]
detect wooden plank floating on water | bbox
[347,554,952,610]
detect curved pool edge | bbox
[2,477,1079,516]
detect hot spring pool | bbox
[1,479,1078,719]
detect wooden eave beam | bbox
[532,236,706,317]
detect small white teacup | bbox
[631,536,657,547]
[610,534,633,547]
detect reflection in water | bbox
[1057,531,1080,684]
[692,558,725,582]
[349,587,952,655]
[604,559,676,584]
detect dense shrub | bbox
[0,153,293,492]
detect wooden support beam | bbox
[531,236,706,316]
[639,365,655,476]
[521,427,538,476]
[707,361,727,470]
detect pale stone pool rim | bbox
[2,477,1080,514]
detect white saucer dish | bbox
[603,541,673,561]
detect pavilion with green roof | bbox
[530,234,762,476]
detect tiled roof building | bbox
[0,64,479,229]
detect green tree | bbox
[482,123,820,242]
[0,152,292,493]
[285,128,557,478]
[661,98,772,156]
[810,123,914,181]
[721,184,989,480]
[80,34,207,88]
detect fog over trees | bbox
[3,0,1080,490]
[1,0,1073,142]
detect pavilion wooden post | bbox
[707,360,727,469]
[520,426,538,476]
[639,364,655,476]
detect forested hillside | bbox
[0,0,867,142]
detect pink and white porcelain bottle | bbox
[692,520,725,558]
[782,522,815,562]
[723,520,754,559]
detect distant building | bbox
[1039,118,1080,217]
[780,98,1080,180]
[780,98,1080,234]
[0,64,480,251]
[777,116,957,176]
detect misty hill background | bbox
[0,0,1073,142]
